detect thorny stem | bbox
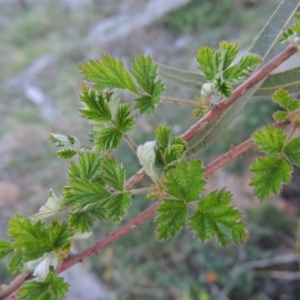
[0,45,297,300]
[161,96,201,107]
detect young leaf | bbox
[48,134,80,160]
[101,157,125,191]
[18,273,69,300]
[8,215,72,262]
[64,178,110,208]
[30,190,65,223]
[214,78,232,98]
[155,200,187,241]
[273,111,289,122]
[135,81,165,114]
[8,251,23,273]
[163,160,205,202]
[189,189,247,247]
[95,127,123,151]
[164,145,185,165]
[290,99,300,111]
[0,238,13,260]
[115,103,135,132]
[223,53,261,84]
[250,157,292,201]
[252,126,285,155]
[272,89,291,109]
[155,125,172,148]
[106,192,131,222]
[220,41,239,70]
[137,141,159,183]
[78,56,139,93]
[56,149,77,159]
[69,210,100,232]
[131,54,159,94]
[79,85,112,122]
[284,137,300,166]
[196,47,219,80]
[68,152,102,182]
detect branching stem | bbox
[130,187,156,195]
[122,132,137,152]
[161,96,201,107]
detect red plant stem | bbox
[0,271,32,300]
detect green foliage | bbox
[155,200,187,241]
[95,127,123,151]
[115,104,135,132]
[196,41,261,97]
[189,189,247,247]
[252,126,285,155]
[79,55,139,93]
[284,137,300,166]
[0,239,13,260]
[131,54,160,94]
[279,12,300,46]
[163,160,205,202]
[250,157,292,201]
[135,81,165,114]
[7,215,72,272]
[18,273,69,300]
[154,126,187,169]
[100,157,125,191]
[48,133,80,159]
[79,85,112,122]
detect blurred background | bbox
[1,0,300,299]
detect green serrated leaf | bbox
[196,46,220,80]
[0,238,13,260]
[135,81,165,114]
[290,99,300,111]
[273,110,289,122]
[18,273,69,300]
[284,137,300,166]
[8,251,23,273]
[272,89,291,109]
[101,157,125,191]
[155,200,187,241]
[68,152,102,182]
[106,192,131,222]
[223,54,261,84]
[155,125,172,148]
[79,85,112,122]
[115,103,135,132]
[56,149,77,159]
[250,156,292,201]
[165,145,185,165]
[69,211,96,232]
[189,189,247,247]
[95,127,123,151]
[171,136,187,148]
[8,215,71,262]
[131,54,159,94]
[64,178,110,208]
[252,125,285,155]
[154,147,166,168]
[78,56,139,93]
[215,78,232,97]
[193,107,205,118]
[220,41,239,70]
[163,160,205,202]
